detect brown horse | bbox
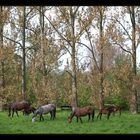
[8,100,30,117]
[97,107,112,120]
[97,105,121,120]
[23,106,36,115]
[107,105,121,116]
[68,106,95,123]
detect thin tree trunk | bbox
[99,7,104,109]
[70,7,78,107]
[40,6,46,100]
[22,6,27,100]
[0,6,5,107]
[129,6,138,114]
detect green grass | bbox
[0,110,140,134]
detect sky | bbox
[3,6,140,71]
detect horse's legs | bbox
[53,107,56,119]
[112,110,115,116]
[100,113,102,120]
[12,109,14,117]
[51,110,55,120]
[40,114,44,121]
[107,112,111,120]
[16,111,19,117]
[8,107,11,117]
[40,114,42,121]
[76,117,78,122]
[52,110,55,120]
[92,111,95,121]
[50,111,52,119]
[119,109,121,116]
[88,114,90,122]
[97,113,100,120]
[79,117,83,123]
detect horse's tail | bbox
[53,106,56,119]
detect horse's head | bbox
[68,116,72,123]
[32,117,36,122]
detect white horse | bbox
[32,104,56,122]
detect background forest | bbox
[0,6,140,114]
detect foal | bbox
[68,106,95,123]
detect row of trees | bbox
[0,6,140,114]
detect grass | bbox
[0,109,140,134]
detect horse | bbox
[8,100,30,117]
[107,105,121,116]
[97,105,121,120]
[97,107,113,120]
[32,104,56,122]
[68,106,95,123]
[23,106,36,116]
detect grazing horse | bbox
[8,100,30,117]
[107,105,121,116]
[97,107,112,120]
[97,105,121,120]
[68,106,95,123]
[32,104,56,122]
[23,106,36,116]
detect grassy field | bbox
[0,109,140,134]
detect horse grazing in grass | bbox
[8,100,30,117]
[23,106,36,116]
[32,104,56,122]
[107,105,121,116]
[97,105,121,120]
[68,106,95,123]
[97,107,112,120]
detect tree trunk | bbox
[128,6,138,114]
[22,6,27,100]
[0,6,5,88]
[0,6,5,104]
[70,8,78,107]
[40,6,46,100]
[99,7,104,109]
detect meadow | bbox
[0,109,140,134]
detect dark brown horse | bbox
[97,107,112,120]
[8,100,30,117]
[23,106,36,115]
[107,105,121,116]
[68,106,95,123]
[97,105,121,120]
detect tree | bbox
[77,6,109,109]
[111,6,140,114]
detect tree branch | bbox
[65,70,73,78]
[3,35,23,48]
[35,7,73,56]
[114,17,132,41]
[113,42,133,56]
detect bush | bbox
[104,95,129,110]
